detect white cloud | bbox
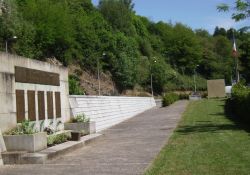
[205,16,248,33]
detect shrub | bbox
[162,93,179,107]
[47,133,70,147]
[5,120,37,135]
[230,83,250,122]
[43,120,62,135]
[69,75,85,95]
[201,91,208,98]
[72,114,90,123]
[164,74,207,92]
[178,93,189,100]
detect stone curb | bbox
[1,133,102,165]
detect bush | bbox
[178,93,189,100]
[162,93,179,107]
[230,83,250,122]
[71,114,90,123]
[164,74,207,92]
[201,91,208,98]
[5,120,37,135]
[69,75,85,95]
[47,133,70,147]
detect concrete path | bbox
[0,100,188,175]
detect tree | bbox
[98,0,135,35]
[217,0,250,21]
[213,27,227,37]
[195,29,210,38]
[239,32,250,82]
[167,23,203,74]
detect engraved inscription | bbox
[28,91,36,121]
[47,91,54,119]
[38,91,45,120]
[55,92,61,118]
[16,90,25,123]
[15,66,60,86]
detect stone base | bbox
[1,151,27,164]
[64,122,96,134]
[3,132,47,153]
[1,133,102,164]
[189,95,202,100]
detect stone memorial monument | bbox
[0,52,70,133]
[207,79,226,98]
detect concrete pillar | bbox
[53,91,56,128]
[44,91,48,127]
[35,91,39,130]
[24,90,28,120]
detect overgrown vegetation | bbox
[69,75,85,95]
[228,83,250,122]
[162,93,179,107]
[0,0,249,94]
[47,132,71,147]
[71,114,90,123]
[43,120,63,135]
[145,99,250,175]
[5,119,37,135]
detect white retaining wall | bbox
[69,96,156,132]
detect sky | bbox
[91,0,249,34]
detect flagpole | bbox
[233,31,239,83]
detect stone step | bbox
[1,151,27,164]
[21,153,47,164]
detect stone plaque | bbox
[47,92,54,119]
[28,91,36,121]
[16,90,25,123]
[207,79,226,98]
[38,91,45,120]
[55,92,61,118]
[15,66,60,86]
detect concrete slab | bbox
[21,153,48,164]
[0,101,188,175]
[1,133,102,164]
[1,151,27,164]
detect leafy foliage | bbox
[162,93,179,107]
[47,132,70,147]
[1,0,249,94]
[229,82,250,122]
[69,75,85,95]
[43,120,62,135]
[72,114,90,123]
[217,0,250,21]
[5,120,37,135]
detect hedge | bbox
[162,93,179,107]
[229,83,250,122]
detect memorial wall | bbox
[0,52,70,132]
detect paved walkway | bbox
[0,101,188,175]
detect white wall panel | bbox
[69,96,156,132]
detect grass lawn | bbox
[145,99,250,175]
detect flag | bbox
[232,39,237,57]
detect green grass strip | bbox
[145,99,250,175]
